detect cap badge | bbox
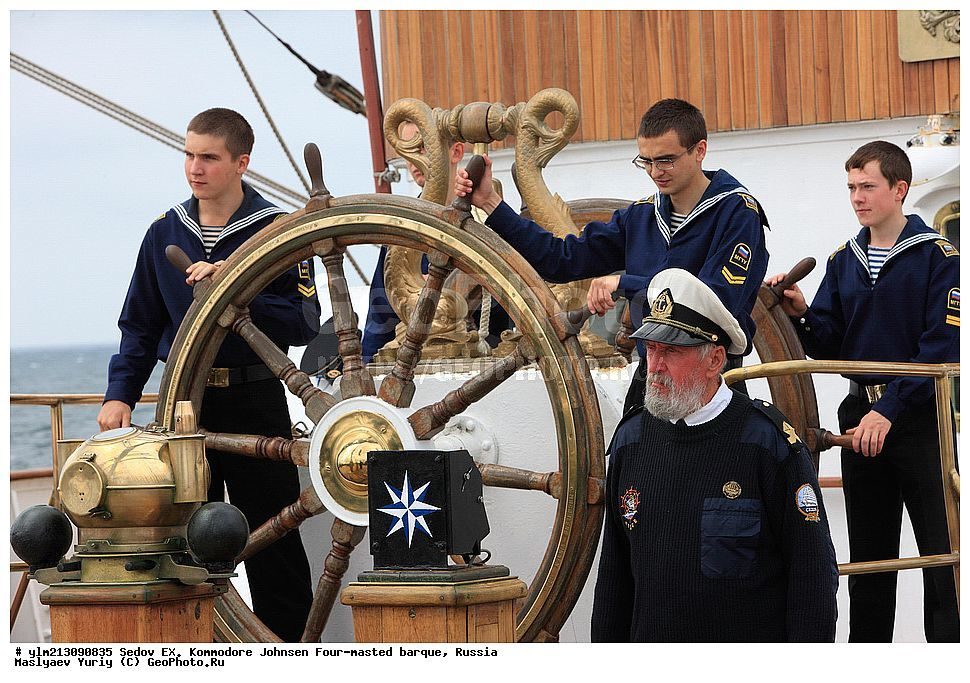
[619,486,641,530]
[722,481,742,499]
[651,289,674,319]
[795,483,820,522]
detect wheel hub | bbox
[308,396,426,525]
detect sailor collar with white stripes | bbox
[172,183,287,249]
[846,216,952,280]
[652,171,755,245]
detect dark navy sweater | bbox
[591,392,838,642]
[794,215,960,422]
[485,169,769,356]
[105,184,321,407]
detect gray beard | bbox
[643,371,709,422]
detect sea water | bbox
[9,344,163,471]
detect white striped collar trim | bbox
[849,231,946,276]
[654,187,752,245]
[171,204,286,246]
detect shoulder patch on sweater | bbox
[152,212,167,224]
[829,242,847,261]
[936,239,959,257]
[751,399,803,454]
[607,406,644,456]
[738,192,759,213]
[947,287,960,327]
[634,195,656,205]
[795,483,821,522]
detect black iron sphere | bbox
[10,505,73,570]
[186,502,249,565]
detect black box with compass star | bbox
[366,449,490,569]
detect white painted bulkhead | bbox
[289,116,958,643]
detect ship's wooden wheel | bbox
[154,156,605,643]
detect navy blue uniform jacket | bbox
[796,215,959,422]
[106,184,321,407]
[484,169,769,356]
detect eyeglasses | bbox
[632,143,697,172]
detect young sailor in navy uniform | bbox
[98,108,320,642]
[455,99,769,411]
[767,141,959,642]
[591,269,838,642]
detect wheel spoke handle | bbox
[165,244,212,298]
[316,238,375,398]
[238,487,325,563]
[479,463,604,504]
[408,338,537,439]
[301,519,367,642]
[230,313,337,423]
[201,431,309,466]
[378,249,454,408]
[813,427,853,452]
[556,292,620,339]
[768,257,816,307]
[451,154,486,214]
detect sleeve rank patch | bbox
[829,242,847,262]
[721,266,746,285]
[795,483,820,522]
[752,399,804,455]
[297,260,316,298]
[634,195,657,205]
[729,243,751,271]
[298,260,312,280]
[947,287,960,327]
[936,239,959,257]
[739,193,759,213]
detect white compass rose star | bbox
[378,470,441,547]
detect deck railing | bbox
[9,360,961,633]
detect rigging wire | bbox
[211,10,311,196]
[244,10,366,116]
[10,51,374,286]
[9,53,305,209]
[212,10,369,285]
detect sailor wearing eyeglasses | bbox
[455,98,769,416]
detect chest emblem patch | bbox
[729,243,751,271]
[722,481,742,499]
[795,483,820,522]
[619,486,641,530]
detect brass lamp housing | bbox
[57,416,209,546]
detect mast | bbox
[356,10,392,194]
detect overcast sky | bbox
[8,9,393,349]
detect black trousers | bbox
[839,393,959,642]
[623,354,747,416]
[202,378,313,642]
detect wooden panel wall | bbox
[380,10,959,145]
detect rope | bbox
[10,52,305,207]
[478,291,492,342]
[212,10,310,195]
[11,51,373,285]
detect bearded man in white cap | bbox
[590,268,838,642]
